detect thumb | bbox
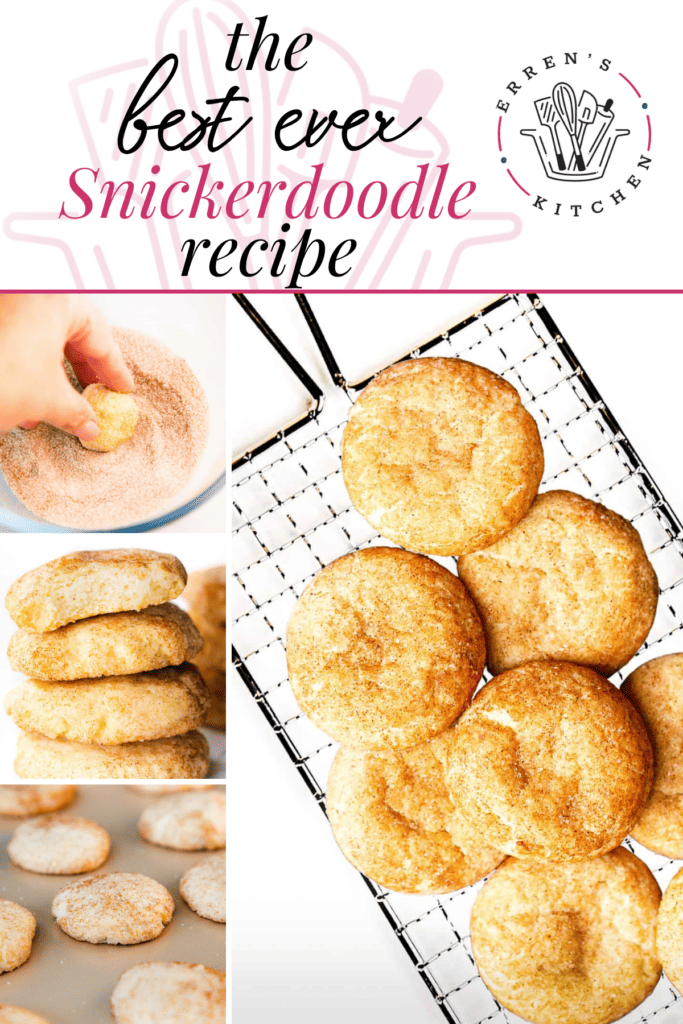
[42,375,100,443]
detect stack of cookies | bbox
[184,565,226,729]
[286,355,678,1024]
[3,549,212,779]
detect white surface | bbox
[232,292,683,1023]
[0,533,226,780]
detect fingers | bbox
[64,297,135,393]
[41,370,100,442]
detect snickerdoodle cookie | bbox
[14,730,210,780]
[8,814,110,874]
[184,566,226,628]
[286,547,485,750]
[52,872,174,944]
[7,603,202,680]
[0,785,76,816]
[0,901,36,973]
[6,549,187,633]
[458,489,658,675]
[471,849,661,1024]
[111,962,226,1024]
[180,854,226,922]
[327,730,502,894]
[139,789,225,850]
[79,384,139,452]
[447,661,653,861]
[0,1008,50,1024]
[5,664,209,745]
[657,866,683,994]
[186,566,226,729]
[623,654,683,857]
[341,357,544,555]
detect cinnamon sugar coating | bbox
[14,731,210,780]
[111,962,225,1023]
[52,872,173,944]
[657,866,683,994]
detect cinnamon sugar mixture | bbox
[0,328,209,529]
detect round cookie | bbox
[180,854,226,922]
[52,872,174,944]
[657,866,683,994]
[0,1008,51,1024]
[139,789,225,850]
[111,962,225,1024]
[14,730,210,780]
[286,547,485,750]
[327,731,503,894]
[471,849,661,1024]
[6,549,187,633]
[458,490,659,676]
[0,901,36,973]
[341,356,544,556]
[8,814,110,874]
[622,654,683,857]
[447,661,654,861]
[5,664,210,745]
[79,384,139,452]
[7,603,202,681]
[190,617,225,730]
[0,785,76,816]
[184,566,226,628]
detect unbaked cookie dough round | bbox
[623,653,683,857]
[657,866,683,994]
[341,357,544,555]
[458,489,659,675]
[52,872,173,945]
[0,901,36,973]
[139,789,225,850]
[0,785,76,816]
[180,854,226,922]
[79,384,138,452]
[8,814,110,874]
[14,731,210,780]
[327,730,502,894]
[471,849,661,1024]
[111,962,226,1024]
[286,547,485,750]
[447,661,653,861]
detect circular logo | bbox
[496,53,651,216]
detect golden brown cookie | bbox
[8,814,110,874]
[189,612,225,730]
[657,866,683,994]
[471,849,661,1024]
[623,654,683,857]
[0,901,36,973]
[327,731,503,894]
[52,872,173,944]
[287,547,485,749]
[341,357,544,556]
[7,603,202,681]
[447,661,653,861]
[180,854,226,922]
[6,549,187,633]
[0,1008,51,1024]
[184,566,226,628]
[458,489,659,675]
[79,384,139,452]
[5,664,209,745]
[0,785,76,816]
[111,962,226,1024]
[14,730,210,780]
[139,789,225,850]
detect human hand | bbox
[0,294,134,439]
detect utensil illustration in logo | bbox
[521,84,629,182]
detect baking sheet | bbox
[0,783,226,1023]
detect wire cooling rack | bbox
[232,292,683,1024]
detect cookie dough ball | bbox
[79,384,138,452]
[657,866,683,994]
[139,789,225,850]
[0,785,76,816]
[6,549,187,633]
[8,603,202,681]
[111,962,226,1024]
[286,547,485,750]
[341,357,544,555]
[180,854,226,922]
[471,849,661,1024]
[52,872,173,944]
[327,730,502,894]
[459,490,659,676]
[447,661,653,861]
[0,1008,51,1024]
[623,654,683,857]
[14,730,210,780]
[5,664,210,745]
[0,901,36,973]
[8,814,110,874]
